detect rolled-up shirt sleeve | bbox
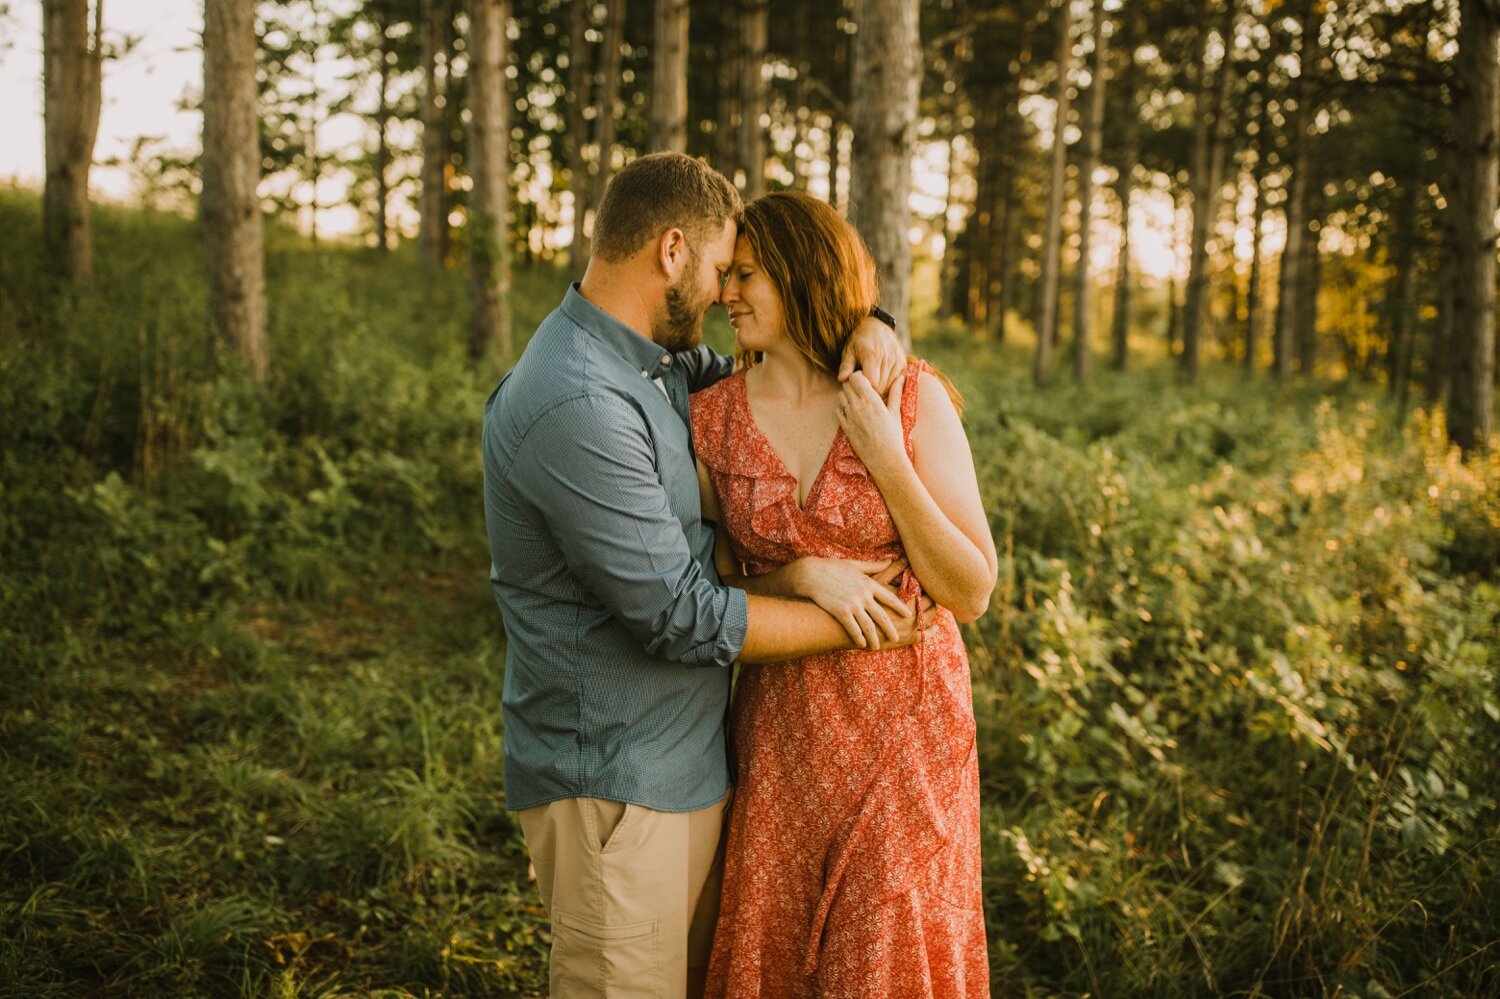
[510,393,747,667]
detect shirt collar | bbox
[561,283,677,378]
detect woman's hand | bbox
[837,371,907,478]
[789,555,913,649]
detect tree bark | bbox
[566,0,594,272]
[1073,0,1108,383]
[42,0,104,283]
[202,0,268,378]
[374,1,391,251]
[849,0,919,341]
[1244,95,1268,372]
[468,0,512,361]
[1033,0,1074,386]
[738,0,769,198]
[1389,181,1422,417]
[651,0,689,152]
[1182,0,1235,380]
[1448,0,1499,452]
[420,0,452,264]
[1110,38,1138,372]
[965,100,996,332]
[1296,185,1321,374]
[593,0,627,210]
[716,3,742,179]
[1274,0,1317,378]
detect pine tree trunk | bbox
[1388,181,1420,408]
[1182,0,1234,381]
[994,35,1030,343]
[965,102,995,332]
[202,0,268,379]
[790,4,812,191]
[42,0,104,283]
[849,0,919,341]
[468,0,512,361]
[1428,231,1455,405]
[716,4,741,179]
[1073,0,1108,383]
[1448,0,1499,452]
[739,0,769,198]
[374,2,391,252]
[1110,43,1138,372]
[566,0,593,272]
[651,0,689,152]
[1296,182,1321,374]
[938,131,960,321]
[1274,0,1316,378]
[593,0,627,209]
[1244,97,1268,372]
[420,0,452,264]
[1033,0,1074,386]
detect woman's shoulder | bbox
[901,357,962,433]
[689,367,745,460]
[690,366,743,417]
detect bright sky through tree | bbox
[0,0,1196,281]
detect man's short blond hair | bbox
[590,152,743,262]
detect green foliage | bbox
[1,190,1496,996]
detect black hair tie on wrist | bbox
[870,305,896,330]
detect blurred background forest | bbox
[3,0,1499,996]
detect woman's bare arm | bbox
[837,371,998,622]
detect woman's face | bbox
[720,239,785,353]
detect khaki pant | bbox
[518,792,729,999]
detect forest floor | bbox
[3,188,1498,997]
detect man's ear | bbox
[656,227,688,280]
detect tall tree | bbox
[202,0,268,378]
[651,0,689,152]
[1033,0,1074,386]
[370,0,393,251]
[738,0,769,197]
[1273,0,1318,378]
[1072,0,1108,383]
[592,0,627,210]
[565,0,593,270]
[1109,19,1138,372]
[420,0,453,263]
[1181,0,1236,381]
[1243,82,1269,372]
[1448,0,1499,453]
[468,0,512,360]
[849,0,919,339]
[42,0,104,282]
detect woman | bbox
[691,191,997,998]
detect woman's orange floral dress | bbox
[691,360,989,999]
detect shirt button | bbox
[661,355,672,366]
[641,369,649,377]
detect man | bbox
[482,152,915,998]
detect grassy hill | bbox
[2,188,1497,997]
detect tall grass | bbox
[1,188,1496,996]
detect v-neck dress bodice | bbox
[690,361,989,998]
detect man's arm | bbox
[837,311,906,393]
[676,344,735,393]
[509,394,745,667]
[679,306,904,395]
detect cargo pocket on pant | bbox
[552,910,659,996]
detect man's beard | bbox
[654,251,708,353]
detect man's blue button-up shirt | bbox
[483,285,747,813]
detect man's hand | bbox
[885,591,940,651]
[838,313,906,394]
